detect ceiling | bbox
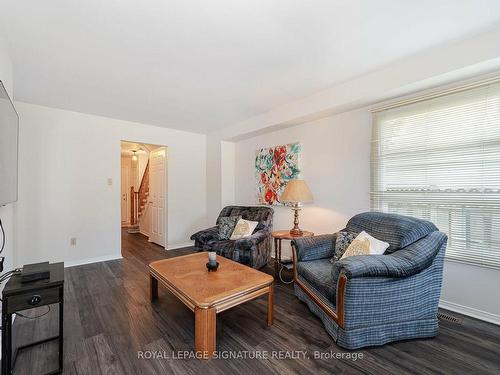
[2,1,500,134]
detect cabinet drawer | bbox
[7,287,61,313]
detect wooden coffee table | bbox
[149,253,274,358]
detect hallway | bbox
[121,228,192,263]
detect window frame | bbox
[371,76,500,270]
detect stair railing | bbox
[130,160,149,227]
[130,187,139,225]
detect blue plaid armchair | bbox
[292,212,447,349]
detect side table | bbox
[272,230,314,283]
[1,262,64,375]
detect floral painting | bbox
[255,142,301,205]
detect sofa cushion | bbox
[353,231,390,255]
[297,259,336,302]
[331,231,358,263]
[217,216,241,240]
[340,238,371,259]
[346,212,438,253]
[230,219,259,240]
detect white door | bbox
[149,147,167,247]
[121,157,130,225]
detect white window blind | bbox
[371,80,500,269]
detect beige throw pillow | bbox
[355,231,389,255]
[340,238,371,259]
[229,219,259,240]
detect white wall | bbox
[234,107,500,324]
[220,141,236,208]
[206,135,223,222]
[15,102,206,266]
[0,35,16,274]
[234,109,372,259]
[0,37,13,96]
[441,262,500,323]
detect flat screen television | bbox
[0,80,19,206]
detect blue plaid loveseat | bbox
[190,206,274,269]
[292,212,447,349]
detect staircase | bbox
[128,161,149,234]
[137,160,150,221]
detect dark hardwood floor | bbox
[10,230,500,374]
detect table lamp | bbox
[280,179,313,236]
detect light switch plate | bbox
[107,178,113,186]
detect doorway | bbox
[120,141,168,252]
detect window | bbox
[371,79,500,269]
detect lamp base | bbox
[289,206,303,236]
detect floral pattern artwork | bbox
[255,142,301,205]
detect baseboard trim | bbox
[65,254,123,268]
[439,299,500,326]
[139,230,150,238]
[167,241,194,250]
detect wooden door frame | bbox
[119,141,168,251]
[121,156,131,226]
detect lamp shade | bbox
[280,179,313,203]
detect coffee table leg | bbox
[195,307,216,359]
[150,274,158,302]
[267,284,274,326]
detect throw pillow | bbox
[217,216,241,240]
[330,231,358,263]
[355,230,390,255]
[340,238,371,259]
[230,219,259,240]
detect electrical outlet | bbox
[70,238,77,246]
[107,178,113,186]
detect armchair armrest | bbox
[292,234,335,262]
[190,226,218,241]
[332,231,447,281]
[235,230,270,250]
